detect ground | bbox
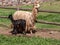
[0,27,60,40]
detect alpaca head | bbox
[32,0,40,21]
[33,0,40,9]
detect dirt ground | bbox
[0,27,60,40]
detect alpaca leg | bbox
[22,30,26,35]
[30,30,32,34]
[32,25,36,33]
[23,31,26,35]
[22,22,27,35]
[30,25,36,34]
[12,25,18,35]
[12,29,17,35]
[33,25,36,30]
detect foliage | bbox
[0,35,60,45]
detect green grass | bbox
[0,8,15,16]
[40,1,60,11]
[37,12,60,22]
[0,35,60,45]
[35,23,60,30]
[0,18,11,25]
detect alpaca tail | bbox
[8,14,13,20]
[8,13,14,23]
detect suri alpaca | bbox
[12,0,40,34]
[8,15,26,35]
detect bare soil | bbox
[0,27,60,40]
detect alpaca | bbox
[8,15,26,34]
[12,19,26,34]
[12,0,40,34]
[13,0,40,21]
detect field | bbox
[0,1,60,45]
[0,34,60,45]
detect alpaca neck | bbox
[32,7,38,21]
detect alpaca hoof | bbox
[30,30,33,34]
[32,30,36,33]
[23,33,26,35]
[30,31,32,34]
[31,32,32,34]
[11,30,18,35]
[23,31,26,35]
[12,32,17,35]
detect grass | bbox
[37,12,60,22]
[0,8,15,16]
[40,1,60,11]
[0,18,11,25]
[35,23,60,29]
[0,34,60,45]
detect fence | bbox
[0,6,60,13]
[0,7,60,26]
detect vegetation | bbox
[0,35,60,45]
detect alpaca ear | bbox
[34,0,40,8]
